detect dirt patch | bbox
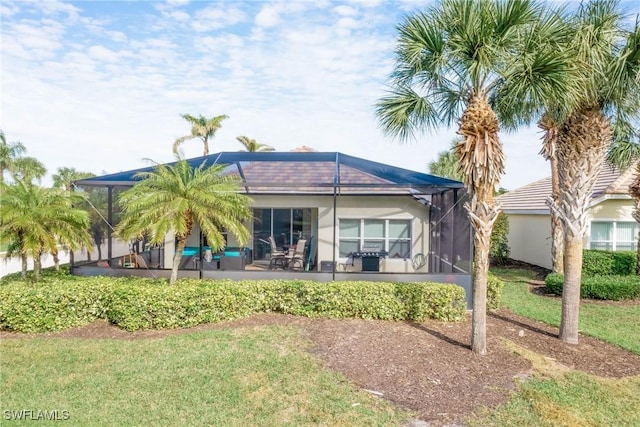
[3,309,638,426]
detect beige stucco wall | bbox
[505,197,634,270]
[250,194,430,273]
[505,213,552,270]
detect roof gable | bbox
[498,162,634,212]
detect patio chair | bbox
[268,236,287,269]
[286,239,306,270]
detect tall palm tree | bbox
[0,131,26,185]
[538,113,564,273]
[0,180,91,280]
[545,1,640,344]
[52,167,97,267]
[10,157,46,185]
[607,125,640,273]
[428,139,464,181]
[376,0,577,354]
[173,114,228,156]
[236,136,275,152]
[115,158,252,284]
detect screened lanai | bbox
[74,151,472,301]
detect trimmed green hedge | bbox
[0,277,467,332]
[583,250,636,276]
[545,273,640,301]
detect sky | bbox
[1,0,637,191]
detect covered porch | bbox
[72,151,472,298]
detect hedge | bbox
[0,277,467,332]
[583,250,636,276]
[545,273,640,301]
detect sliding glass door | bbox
[253,208,313,261]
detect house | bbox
[73,151,473,302]
[497,163,637,270]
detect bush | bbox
[582,250,636,276]
[487,274,505,310]
[0,278,113,332]
[545,273,640,301]
[0,277,467,332]
[490,212,510,265]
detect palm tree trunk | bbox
[455,96,504,355]
[34,254,41,281]
[21,254,27,279]
[52,248,60,271]
[539,114,563,273]
[170,238,187,285]
[553,106,611,344]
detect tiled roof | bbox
[498,162,634,213]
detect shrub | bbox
[545,273,640,301]
[582,250,636,276]
[0,278,113,332]
[490,212,510,265]
[0,277,468,332]
[487,274,505,310]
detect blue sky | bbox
[2,0,636,190]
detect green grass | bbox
[0,326,409,426]
[467,267,640,426]
[469,372,640,427]
[491,267,640,355]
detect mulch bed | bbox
[3,305,639,426]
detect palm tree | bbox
[538,113,564,273]
[173,114,228,156]
[236,136,275,152]
[0,131,26,185]
[10,157,46,185]
[0,180,91,280]
[607,125,640,273]
[115,158,252,284]
[52,167,97,267]
[428,139,464,181]
[376,0,577,354]
[545,1,640,344]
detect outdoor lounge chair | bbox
[268,236,287,269]
[285,239,306,270]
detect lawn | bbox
[0,326,408,426]
[467,267,640,426]
[491,266,640,355]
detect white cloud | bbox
[255,5,280,27]
[333,5,358,16]
[0,0,552,191]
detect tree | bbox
[0,131,26,185]
[376,0,576,354]
[10,157,46,185]
[173,114,228,156]
[538,113,564,273]
[52,167,97,267]
[428,139,464,181]
[115,158,252,284]
[544,1,640,344]
[236,136,275,152]
[0,180,91,280]
[607,125,640,274]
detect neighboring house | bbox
[497,163,637,270]
[75,151,471,277]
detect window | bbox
[590,221,638,251]
[339,219,411,258]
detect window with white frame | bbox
[339,219,412,258]
[590,221,638,251]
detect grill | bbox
[348,250,388,272]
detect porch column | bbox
[107,186,113,260]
